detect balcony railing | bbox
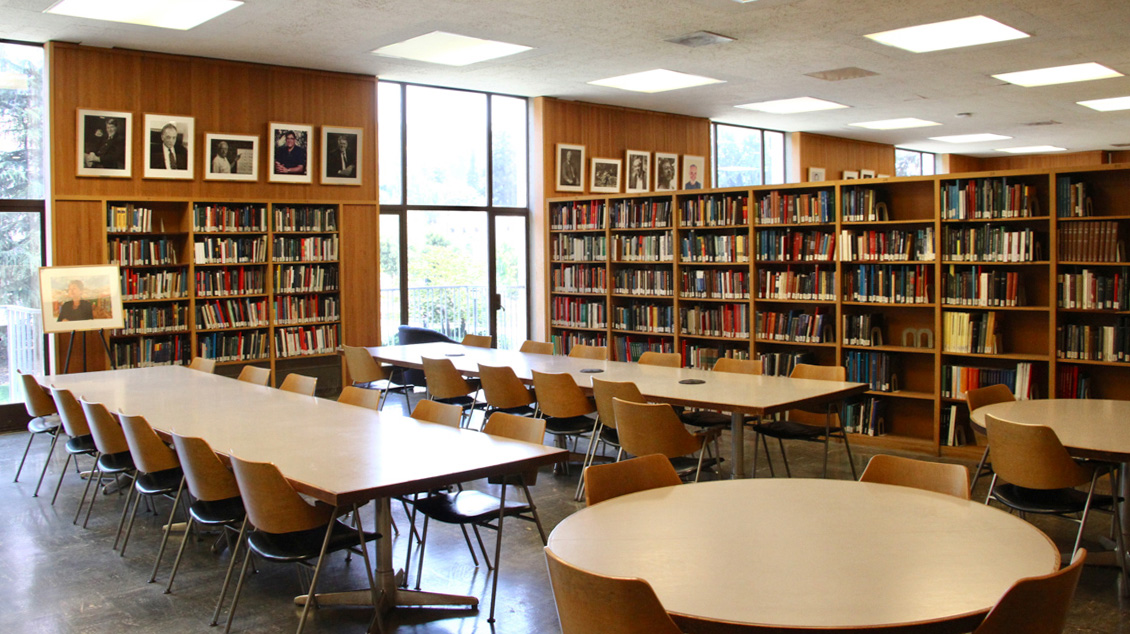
[381,284,526,349]
[1,305,43,404]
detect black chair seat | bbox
[65,434,97,455]
[669,455,723,478]
[190,496,246,526]
[437,393,478,409]
[412,489,531,524]
[679,410,730,428]
[248,519,379,564]
[749,419,831,440]
[97,451,135,474]
[28,415,61,434]
[599,427,620,446]
[490,404,538,417]
[545,415,593,436]
[992,483,1114,515]
[135,467,184,496]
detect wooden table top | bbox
[369,343,868,417]
[547,479,1059,634]
[970,398,1130,463]
[42,366,566,506]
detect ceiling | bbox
[5,0,1130,157]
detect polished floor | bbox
[2,395,1129,633]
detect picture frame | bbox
[39,265,125,334]
[269,122,313,183]
[590,158,622,194]
[556,143,585,192]
[842,170,860,180]
[625,150,650,193]
[143,114,194,179]
[682,155,705,190]
[321,125,363,186]
[877,174,891,179]
[654,152,679,192]
[807,167,826,182]
[204,133,259,182]
[77,109,132,178]
[860,169,877,179]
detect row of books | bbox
[943,311,1002,354]
[756,230,835,262]
[840,189,887,223]
[275,264,339,294]
[193,204,267,233]
[613,335,674,363]
[273,206,337,232]
[941,226,1041,262]
[551,332,608,355]
[550,200,605,230]
[116,303,188,335]
[110,335,190,369]
[941,179,1038,220]
[679,195,749,227]
[1056,319,1130,362]
[550,297,607,329]
[680,233,750,263]
[121,269,187,301]
[758,351,813,377]
[681,304,750,338]
[611,234,674,262]
[680,269,749,299]
[755,190,833,225]
[107,204,157,233]
[272,235,339,262]
[613,303,674,333]
[942,266,1025,307]
[838,228,935,262]
[756,266,836,301]
[755,309,831,344]
[1055,177,1091,218]
[941,362,1037,400]
[1057,268,1130,310]
[844,350,895,392]
[682,342,750,370]
[551,235,608,261]
[842,264,933,304]
[199,329,270,362]
[1057,221,1123,263]
[614,267,673,296]
[842,398,886,436]
[1056,365,1091,399]
[611,199,672,229]
[275,324,339,358]
[196,298,269,330]
[194,236,267,264]
[552,264,607,294]
[842,313,883,346]
[275,294,340,325]
[938,406,968,446]
[196,266,266,297]
[111,237,180,266]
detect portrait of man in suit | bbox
[83,116,127,170]
[327,133,356,178]
[79,110,132,176]
[151,122,188,170]
[143,114,194,178]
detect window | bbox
[713,123,786,188]
[895,148,936,177]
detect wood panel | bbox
[790,132,896,182]
[946,150,1108,174]
[340,203,381,346]
[939,154,985,174]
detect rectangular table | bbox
[41,365,566,618]
[367,343,869,478]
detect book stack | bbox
[757,265,835,301]
[844,350,894,392]
[941,362,1036,400]
[843,313,883,346]
[843,398,886,436]
[614,267,673,296]
[107,204,153,232]
[551,234,608,261]
[612,303,673,333]
[682,304,749,338]
[756,229,836,262]
[613,233,674,262]
[550,200,606,230]
[943,266,1024,307]
[681,194,748,226]
[612,198,672,228]
[758,351,813,377]
[839,227,934,262]
[755,309,830,343]
[615,336,675,362]
[550,297,607,329]
[195,204,267,232]
[756,190,832,224]
[842,264,933,304]
[680,231,748,262]
[1055,365,1091,399]
[1055,177,1091,218]
[550,332,607,355]
[1057,222,1123,262]
[1057,267,1129,310]
[943,311,1001,354]
[1056,318,1130,362]
[680,268,749,299]
[554,264,607,294]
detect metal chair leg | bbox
[165,516,195,593]
[970,446,991,494]
[486,483,508,623]
[211,518,250,626]
[294,514,339,634]
[32,430,61,497]
[13,430,38,483]
[74,456,100,525]
[51,452,73,505]
[149,477,186,579]
[777,438,792,477]
[222,529,256,634]
[119,484,145,555]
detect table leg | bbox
[731,412,745,479]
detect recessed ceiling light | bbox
[1078,96,1130,112]
[993,63,1123,87]
[589,69,725,93]
[44,0,241,30]
[849,118,941,130]
[997,145,1066,153]
[736,97,849,114]
[865,15,1028,53]
[929,133,1012,143]
[373,31,531,66]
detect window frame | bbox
[711,121,787,188]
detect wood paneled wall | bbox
[789,132,897,182]
[942,150,1110,174]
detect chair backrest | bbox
[229,454,333,535]
[237,365,271,386]
[967,384,1015,412]
[461,333,492,348]
[787,363,846,425]
[532,371,596,418]
[279,373,317,396]
[171,433,240,502]
[584,454,682,506]
[19,371,56,418]
[637,351,681,368]
[396,325,455,345]
[119,412,180,474]
[482,412,548,486]
[544,547,683,634]
[50,387,90,438]
[591,378,645,431]
[612,398,700,459]
[79,398,130,455]
[421,357,473,399]
[189,357,216,373]
[859,454,971,500]
[972,549,1087,634]
[568,344,608,360]
[520,340,554,355]
[713,357,762,375]
[341,344,388,385]
[985,414,1093,490]
[478,364,535,410]
[411,399,463,428]
[338,386,380,409]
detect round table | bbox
[547,479,1059,634]
[969,399,1130,462]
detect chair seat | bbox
[749,419,833,440]
[490,404,538,417]
[412,489,532,524]
[248,518,379,564]
[135,467,184,496]
[669,455,723,477]
[28,414,61,434]
[599,427,620,446]
[189,495,246,526]
[992,483,1114,515]
[437,394,478,409]
[65,434,97,455]
[679,410,730,428]
[545,415,593,436]
[96,451,136,474]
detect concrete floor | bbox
[2,395,1129,633]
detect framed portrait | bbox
[204,133,259,181]
[77,109,132,178]
[807,167,826,182]
[40,265,125,334]
[321,126,363,186]
[269,122,313,184]
[861,169,877,179]
[654,152,678,192]
[682,155,705,190]
[143,114,194,179]
[843,170,860,180]
[625,150,650,193]
[556,143,585,192]
[591,158,621,194]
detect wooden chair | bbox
[584,454,682,506]
[519,340,554,355]
[279,372,317,396]
[859,454,971,500]
[47,386,98,508]
[236,365,271,386]
[224,454,379,634]
[966,384,1015,493]
[337,385,380,409]
[421,356,480,426]
[568,344,608,360]
[189,357,216,373]
[341,344,396,408]
[411,399,464,428]
[612,398,720,482]
[544,547,683,634]
[637,351,681,367]
[117,413,185,558]
[78,398,137,534]
[574,378,644,500]
[748,363,857,479]
[713,357,762,375]
[478,363,537,416]
[13,371,61,496]
[972,549,1087,634]
[461,333,492,348]
[409,412,548,623]
[679,357,763,460]
[531,371,596,472]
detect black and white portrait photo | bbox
[270,122,313,184]
[321,126,363,186]
[143,114,194,179]
[655,152,678,192]
[204,133,259,181]
[625,149,650,193]
[556,143,585,192]
[590,157,621,194]
[77,109,132,178]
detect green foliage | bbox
[0,44,45,200]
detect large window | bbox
[895,148,936,177]
[713,123,785,188]
[379,82,529,348]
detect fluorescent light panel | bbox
[589,69,724,93]
[373,31,531,66]
[45,0,241,30]
[866,15,1028,53]
[850,118,941,130]
[994,62,1122,87]
[1078,96,1130,112]
[929,133,1012,143]
[997,145,1066,153]
[736,96,848,114]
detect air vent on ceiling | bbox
[1025,120,1061,126]
[805,67,878,81]
[666,31,735,47]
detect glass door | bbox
[0,205,45,410]
[492,214,528,350]
[406,210,490,342]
